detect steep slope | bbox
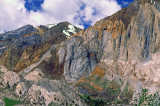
[0,66,86,105]
[0,0,160,105]
[75,0,160,105]
[0,22,86,105]
[0,22,81,73]
[55,0,160,83]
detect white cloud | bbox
[122,1,130,6]
[0,0,26,32]
[0,0,121,33]
[80,0,121,24]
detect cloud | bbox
[79,0,122,24]
[0,0,26,33]
[0,0,121,33]
[122,1,130,6]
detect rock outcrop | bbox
[0,0,160,105]
[0,22,81,72]
[0,66,86,106]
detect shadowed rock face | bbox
[0,22,81,72]
[0,0,160,105]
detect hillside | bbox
[0,0,160,105]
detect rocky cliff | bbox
[0,0,160,105]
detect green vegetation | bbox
[0,71,4,74]
[80,88,160,106]
[80,94,127,105]
[134,89,160,106]
[78,77,124,105]
[80,94,107,106]
[3,97,23,106]
[78,75,110,92]
[0,87,6,91]
[48,102,59,106]
[119,86,133,104]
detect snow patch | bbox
[63,24,77,38]
[68,25,76,33]
[0,47,6,49]
[46,24,57,28]
[63,30,71,38]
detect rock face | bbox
[77,53,160,104]
[75,0,160,105]
[0,0,160,105]
[0,66,86,106]
[15,82,28,96]
[56,0,160,83]
[27,79,86,106]
[0,22,81,72]
[2,68,21,88]
[0,23,85,105]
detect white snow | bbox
[0,47,6,49]
[63,30,71,38]
[67,25,76,33]
[63,24,77,38]
[46,24,57,28]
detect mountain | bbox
[0,0,160,105]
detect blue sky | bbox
[24,0,134,12]
[0,0,134,33]
[117,0,134,7]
